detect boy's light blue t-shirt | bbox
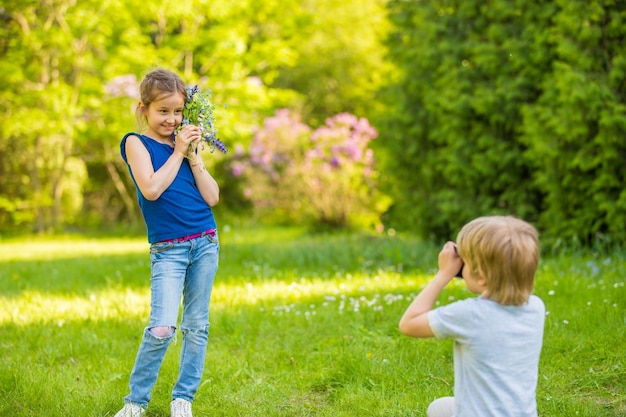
[428,295,545,417]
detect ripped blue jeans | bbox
[124,233,219,407]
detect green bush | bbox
[382,0,626,245]
[520,0,626,244]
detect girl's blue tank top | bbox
[120,132,217,243]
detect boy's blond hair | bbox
[456,216,539,306]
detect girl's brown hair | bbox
[135,68,187,131]
[456,216,539,306]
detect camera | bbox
[453,245,463,278]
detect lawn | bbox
[0,226,624,416]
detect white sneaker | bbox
[113,403,145,417]
[170,398,193,417]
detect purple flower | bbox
[211,138,228,154]
[231,161,245,177]
[186,85,199,103]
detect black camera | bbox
[453,245,463,278]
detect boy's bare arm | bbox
[398,241,461,338]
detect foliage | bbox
[2,0,625,247]
[0,230,624,416]
[230,109,311,224]
[520,0,626,244]
[271,0,393,126]
[0,0,391,232]
[383,0,626,245]
[0,0,104,232]
[229,110,390,229]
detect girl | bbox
[114,68,220,417]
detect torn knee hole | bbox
[149,326,175,338]
[181,326,208,335]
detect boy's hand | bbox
[399,242,462,338]
[437,241,464,282]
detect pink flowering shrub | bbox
[239,109,311,223]
[231,109,389,228]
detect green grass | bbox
[0,227,624,416]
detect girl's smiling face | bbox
[142,92,185,143]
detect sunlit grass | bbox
[1,288,150,326]
[0,237,147,262]
[0,228,624,416]
[2,265,457,326]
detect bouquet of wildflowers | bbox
[173,85,228,154]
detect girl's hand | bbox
[175,125,202,156]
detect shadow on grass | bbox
[1,231,439,298]
[1,253,151,297]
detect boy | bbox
[399,216,545,417]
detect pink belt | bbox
[159,229,215,244]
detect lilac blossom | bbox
[104,74,140,99]
[227,108,386,228]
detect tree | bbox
[0,0,105,231]
[1,0,395,232]
[382,0,626,245]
